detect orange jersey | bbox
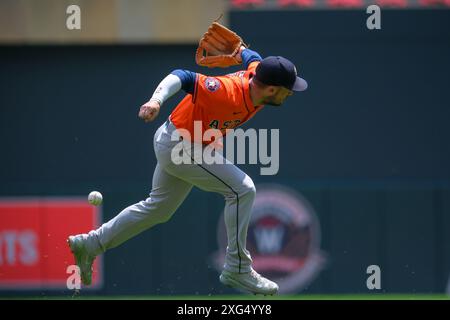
[170,61,263,144]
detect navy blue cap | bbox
[255,56,308,92]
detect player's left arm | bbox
[237,46,262,70]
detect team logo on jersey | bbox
[211,184,326,293]
[205,77,220,92]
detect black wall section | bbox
[230,9,450,180]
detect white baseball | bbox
[88,191,103,206]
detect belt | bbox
[164,118,183,141]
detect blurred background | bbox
[1,0,450,298]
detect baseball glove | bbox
[195,21,246,68]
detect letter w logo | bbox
[254,226,284,254]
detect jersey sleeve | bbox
[193,73,240,106]
[241,48,262,69]
[170,69,197,94]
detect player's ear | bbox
[265,86,278,95]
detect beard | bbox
[266,101,282,106]
[263,96,283,106]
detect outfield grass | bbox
[7,294,450,300]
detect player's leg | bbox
[93,163,193,252]
[157,133,278,294]
[68,162,193,285]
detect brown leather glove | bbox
[195,21,246,68]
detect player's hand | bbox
[139,100,160,123]
[235,45,246,63]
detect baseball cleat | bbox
[219,269,279,295]
[67,235,96,286]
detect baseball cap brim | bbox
[292,76,308,91]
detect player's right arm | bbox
[138,70,197,122]
[138,47,260,122]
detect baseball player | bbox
[68,45,307,295]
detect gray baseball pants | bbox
[85,119,254,274]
